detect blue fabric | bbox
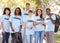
[34,31,44,43]
[2,32,10,43]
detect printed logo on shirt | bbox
[28,20,34,22]
[13,17,21,20]
[24,13,28,15]
[4,18,9,20]
[37,19,43,21]
[46,18,51,20]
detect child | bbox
[23,10,35,43]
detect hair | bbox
[36,9,43,18]
[46,8,51,11]
[26,3,30,5]
[3,7,11,16]
[14,7,21,16]
[28,10,33,13]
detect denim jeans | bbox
[2,32,10,43]
[34,31,44,43]
[26,35,33,43]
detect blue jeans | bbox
[34,31,44,43]
[2,32,10,43]
[26,35,33,43]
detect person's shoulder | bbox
[10,14,15,17]
[1,15,6,18]
[51,13,56,16]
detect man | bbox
[45,8,56,43]
[22,3,31,43]
[22,3,30,17]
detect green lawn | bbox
[54,34,60,43]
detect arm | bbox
[1,22,5,33]
[19,25,22,33]
[50,19,56,24]
[50,14,56,24]
[10,22,14,32]
[33,21,45,26]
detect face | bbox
[15,9,20,15]
[28,12,32,16]
[5,10,10,15]
[37,10,42,16]
[26,5,30,10]
[46,10,50,15]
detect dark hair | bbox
[14,7,21,16]
[36,9,43,18]
[26,3,30,5]
[46,8,51,11]
[28,10,33,13]
[3,7,11,16]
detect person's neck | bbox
[6,14,9,16]
[29,15,32,18]
[47,14,51,16]
[26,9,29,11]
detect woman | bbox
[1,8,11,43]
[23,10,35,43]
[9,7,23,43]
[34,9,45,43]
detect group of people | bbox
[0,3,56,43]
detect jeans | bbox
[34,31,44,43]
[11,33,23,43]
[26,35,33,43]
[2,32,10,43]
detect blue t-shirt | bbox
[1,15,10,32]
[23,15,35,35]
[44,14,56,32]
[34,16,44,31]
[9,14,23,33]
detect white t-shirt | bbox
[34,16,44,31]
[45,14,56,32]
[9,14,23,33]
[23,15,35,35]
[1,15,10,32]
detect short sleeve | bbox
[51,14,56,20]
[33,16,37,22]
[1,16,4,23]
[9,15,13,22]
[0,17,1,22]
[20,17,23,25]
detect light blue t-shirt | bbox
[22,10,35,18]
[34,16,44,31]
[1,15,10,32]
[9,14,23,33]
[23,15,35,35]
[22,10,28,18]
[45,14,56,32]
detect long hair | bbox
[3,7,11,16]
[14,7,21,16]
[36,9,43,18]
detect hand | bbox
[30,26,34,29]
[41,21,46,24]
[19,30,22,33]
[11,29,14,32]
[2,30,5,33]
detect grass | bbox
[58,28,60,31]
[54,34,60,43]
